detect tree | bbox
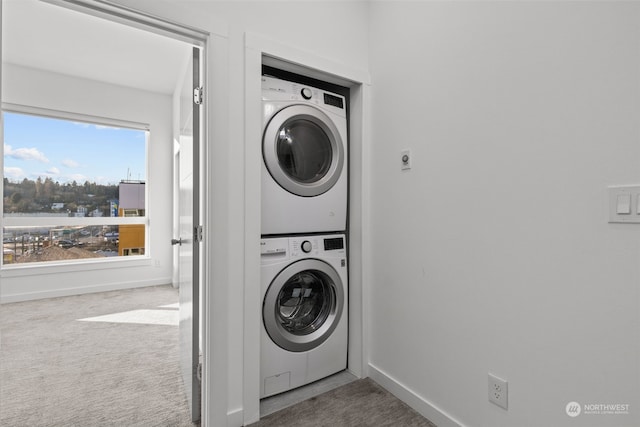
[35,177,43,199]
[3,177,117,214]
[43,177,54,198]
[10,192,22,204]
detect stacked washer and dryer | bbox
[260,75,349,398]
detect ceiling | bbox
[2,0,193,95]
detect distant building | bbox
[118,181,145,217]
[118,181,145,256]
[3,248,15,264]
[51,203,64,210]
[109,200,119,217]
[74,206,87,217]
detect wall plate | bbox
[608,185,640,223]
[488,373,508,410]
[401,149,411,170]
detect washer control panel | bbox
[290,235,346,258]
[301,87,312,100]
[301,240,313,253]
[260,238,287,255]
[291,237,319,257]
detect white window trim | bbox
[1,103,151,270]
[2,102,150,131]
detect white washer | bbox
[261,76,348,235]
[260,234,348,398]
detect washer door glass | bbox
[277,270,333,335]
[263,105,344,197]
[264,259,344,352]
[276,119,332,184]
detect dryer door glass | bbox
[277,270,334,335]
[263,105,344,197]
[276,119,332,184]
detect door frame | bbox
[6,0,212,423]
[244,33,372,425]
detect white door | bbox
[174,47,202,423]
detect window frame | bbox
[1,102,151,270]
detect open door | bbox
[174,46,202,423]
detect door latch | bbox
[171,238,183,246]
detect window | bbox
[2,106,148,266]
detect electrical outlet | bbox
[488,373,508,410]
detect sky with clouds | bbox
[3,112,146,185]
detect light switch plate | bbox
[608,185,640,223]
[616,193,631,214]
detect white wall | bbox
[1,64,174,301]
[368,2,640,427]
[196,1,369,71]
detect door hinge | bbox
[194,225,203,242]
[193,86,203,105]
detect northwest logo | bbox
[566,402,581,417]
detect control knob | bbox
[301,240,312,253]
[301,87,312,100]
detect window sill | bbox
[0,256,152,278]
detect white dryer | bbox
[260,234,348,398]
[261,76,348,235]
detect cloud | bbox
[4,144,49,163]
[72,122,117,131]
[46,167,61,175]
[95,125,117,130]
[67,173,89,183]
[62,159,80,168]
[4,167,25,180]
[92,176,116,185]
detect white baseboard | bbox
[368,363,465,427]
[227,408,244,427]
[225,365,463,427]
[0,278,172,303]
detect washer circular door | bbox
[263,259,344,352]
[263,104,344,197]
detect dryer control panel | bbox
[262,76,346,118]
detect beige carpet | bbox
[0,285,194,427]
[250,378,437,427]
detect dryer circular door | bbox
[263,105,344,197]
[263,258,344,352]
